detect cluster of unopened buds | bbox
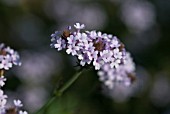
[0,43,27,114]
[51,23,136,89]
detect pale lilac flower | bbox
[74,23,85,30]
[80,53,91,66]
[104,79,114,89]
[110,58,121,68]
[87,50,98,61]
[86,30,97,39]
[67,35,77,44]
[93,58,104,70]
[14,99,23,107]
[0,89,7,102]
[0,44,4,49]
[19,110,28,114]
[0,89,7,111]
[11,52,22,66]
[96,31,102,38]
[50,31,63,48]
[54,38,66,51]
[78,54,84,60]
[0,76,6,87]
[113,48,122,59]
[100,50,113,63]
[110,37,120,48]
[66,44,80,56]
[0,58,12,70]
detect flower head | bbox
[51,23,126,71]
[0,43,21,72]
[51,23,136,89]
[0,80,28,114]
[0,43,27,114]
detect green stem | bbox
[34,69,84,114]
[55,70,83,96]
[35,96,56,114]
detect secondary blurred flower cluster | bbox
[51,23,136,89]
[0,43,27,114]
[0,43,21,71]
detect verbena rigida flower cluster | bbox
[0,43,28,114]
[51,23,136,89]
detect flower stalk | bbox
[55,69,84,96]
[35,69,84,114]
[35,96,56,114]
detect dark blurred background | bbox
[1,0,170,114]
